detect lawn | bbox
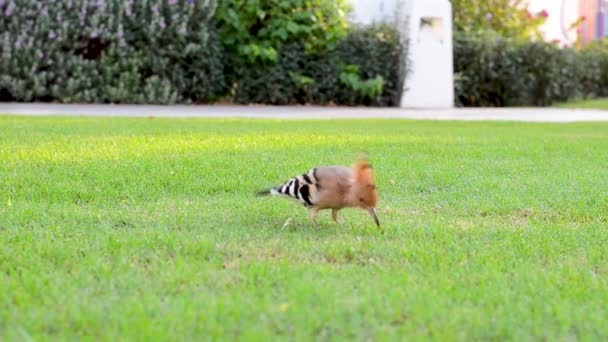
[556,98,608,110]
[1,115,607,340]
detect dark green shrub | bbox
[0,0,225,104]
[233,25,406,106]
[579,41,608,98]
[453,33,517,106]
[453,32,584,107]
[335,25,406,106]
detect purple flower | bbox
[187,0,194,3]
[0,0,6,7]
[37,50,44,59]
[41,7,48,17]
[152,5,159,13]
[48,31,57,39]
[486,13,493,20]
[93,0,104,7]
[168,0,177,5]
[4,7,12,16]
[90,30,99,38]
[14,39,22,49]
[116,31,124,38]
[159,19,166,29]
[179,26,187,34]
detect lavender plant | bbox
[0,0,225,103]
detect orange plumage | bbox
[259,155,380,227]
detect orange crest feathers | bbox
[352,154,378,208]
[352,155,374,184]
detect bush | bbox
[0,0,225,104]
[579,40,608,98]
[1,1,406,107]
[453,32,593,107]
[232,25,406,106]
[216,0,351,66]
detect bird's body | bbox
[258,157,380,227]
[271,166,351,209]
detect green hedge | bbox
[454,33,608,107]
[1,0,404,106]
[0,0,225,104]
[218,1,404,106]
[216,0,351,66]
[6,1,608,108]
[580,41,608,98]
[233,25,406,106]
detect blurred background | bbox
[0,0,605,108]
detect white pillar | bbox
[400,0,454,108]
[350,0,454,108]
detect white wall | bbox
[349,0,399,25]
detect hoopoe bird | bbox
[257,156,380,227]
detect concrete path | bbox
[1,103,608,122]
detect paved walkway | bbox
[1,103,608,122]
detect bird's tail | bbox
[256,188,278,197]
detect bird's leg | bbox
[309,207,319,227]
[332,209,342,225]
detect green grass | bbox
[556,98,608,109]
[1,115,607,341]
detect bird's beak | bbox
[369,208,380,227]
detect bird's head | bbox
[352,155,380,227]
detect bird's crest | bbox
[352,154,378,208]
[352,154,374,185]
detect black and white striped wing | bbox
[271,168,320,207]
